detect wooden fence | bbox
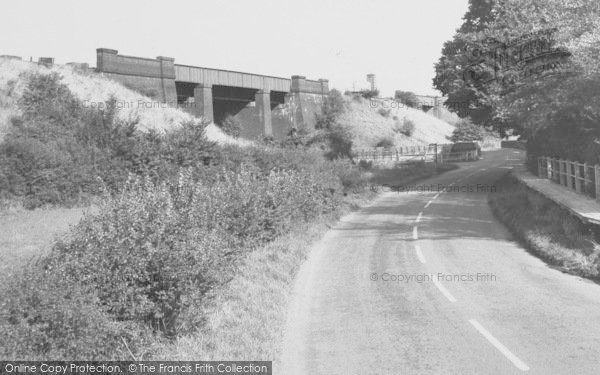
[357,144,479,165]
[537,156,599,199]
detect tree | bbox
[432,0,501,129]
[315,89,345,130]
[434,0,600,166]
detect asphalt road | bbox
[281,149,600,375]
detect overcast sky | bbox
[1,0,468,96]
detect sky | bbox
[0,0,469,97]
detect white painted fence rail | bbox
[537,156,598,200]
[357,144,479,166]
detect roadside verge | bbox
[489,173,600,281]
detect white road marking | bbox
[424,200,432,208]
[412,226,418,240]
[415,244,426,263]
[469,319,530,371]
[432,277,457,303]
[416,212,423,223]
[433,193,440,200]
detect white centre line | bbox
[433,193,440,200]
[412,226,418,240]
[432,277,457,303]
[415,244,426,263]
[469,319,530,371]
[416,212,423,223]
[424,200,433,208]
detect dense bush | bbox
[450,118,484,142]
[526,103,600,171]
[218,115,242,138]
[0,267,151,360]
[377,108,391,118]
[1,160,344,358]
[375,137,395,148]
[400,118,416,136]
[315,89,345,130]
[325,124,354,160]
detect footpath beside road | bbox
[511,164,600,225]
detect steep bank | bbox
[0,58,247,146]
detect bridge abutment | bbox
[96,48,177,104]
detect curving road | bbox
[281,149,600,375]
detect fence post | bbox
[547,158,552,180]
[584,163,590,195]
[575,162,582,193]
[560,160,566,186]
[595,165,600,202]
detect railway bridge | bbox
[96,48,329,139]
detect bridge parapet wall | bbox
[96,48,177,104]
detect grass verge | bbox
[489,174,600,280]
[0,207,86,279]
[368,162,458,187]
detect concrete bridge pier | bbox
[255,90,273,137]
[193,84,214,122]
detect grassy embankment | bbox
[489,175,600,280]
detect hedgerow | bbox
[0,161,343,359]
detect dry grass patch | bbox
[0,207,86,279]
[339,96,455,149]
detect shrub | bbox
[358,159,373,171]
[0,266,151,360]
[0,156,347,358]
[326,124,354,160]
[394,90,420,108]
[377,108,391,118]
[451,118,484,142]
[218,115,241,138]
[400,118,416,136]
[315,89,345,130]
[375,137,395,148]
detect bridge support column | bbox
[255,90,272,137]
[194,84,214,122]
